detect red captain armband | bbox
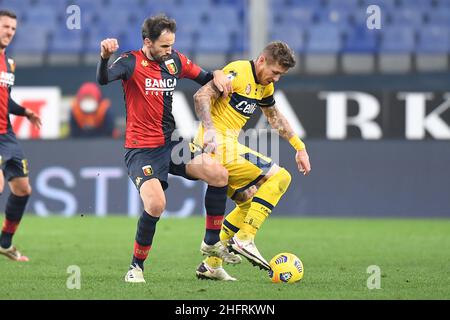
[289,136,306,151]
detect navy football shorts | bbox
[125,138,203,191]
[0,133,29,181]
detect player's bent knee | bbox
[207,165,228,187]
[215,166,228,186]
[141,194,166,216]
[277,168,292,194]
[12,185,32,197]
[143,200,165,217]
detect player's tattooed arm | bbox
[263,105,311,175]
[193,80,221,130]
[261,105,296,141]
[194,80,222,152]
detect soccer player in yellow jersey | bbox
[193,41,311,280]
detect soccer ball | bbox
[268,252,304,283]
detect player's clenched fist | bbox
[100,38,119,59]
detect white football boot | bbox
[228,236,270,270]
[196,261,237,281]
[0,245,29,262]
[200,240,242,264]
[124,264,146,283]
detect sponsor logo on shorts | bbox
[142,165,153,176]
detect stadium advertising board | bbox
[0,139,448,218]
[9,87,61,139]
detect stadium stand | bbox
[1,0,450,74]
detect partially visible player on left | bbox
[0,10,42,262]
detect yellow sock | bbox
[219,198,252,242]
[204,256,222,268]
[237,168,291,240]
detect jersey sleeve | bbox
[177,52,213,85]
[258,83,276,107]
[97,53,135,85]
[8,95,26,116]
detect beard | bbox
[154,54,170,63]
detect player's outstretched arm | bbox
[96,38,122,85]
[193,80,222,153]
[262,105,311,175]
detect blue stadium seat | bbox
[343,27,378,53]
[106,0,142,8]
[49,29,84,53]
[23,6,59,29]
[85,28,124,53]
[205,6,241,28]
[170,9,207,33]
[173,30,196,53]
[326,0,360,10]
[437,0,450,7]
[389,7,424,26]
[306,26,342,53]
[274,7,315,28]
[316,8,352,32]
[271,28,305,53]
[8,25,48,54]
[362,0,397,10]
[197,27,232,53]
[379,26,415,53]
[178,0,212,6]
[33,0,67,11]
[289,0,322,9]
[0,2,27,18]
[149,2,178,16]
[68,0,104,12]
[400,0,434,10]
[96,9,133,30]
[426,9,450,27]
[416,26,450,53]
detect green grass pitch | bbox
[0,216,449,300]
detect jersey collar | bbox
[249,60,260,84]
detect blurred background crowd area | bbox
[2,0,450,74]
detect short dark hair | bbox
[0,10,17,19]
[142,14,176,41]
[262,41,296,69]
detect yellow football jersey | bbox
[194,60,277,195]
[196,60,276,142]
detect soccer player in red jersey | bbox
[0,10,42,262]
[97,14,241,282]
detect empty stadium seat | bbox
[306,26,342,53]
[416,26,450,71]
[342,27,378,73]
[379,26,415,73]
[305,26,341,74]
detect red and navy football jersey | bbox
[0,52,25,135]
[97,50,213,148]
